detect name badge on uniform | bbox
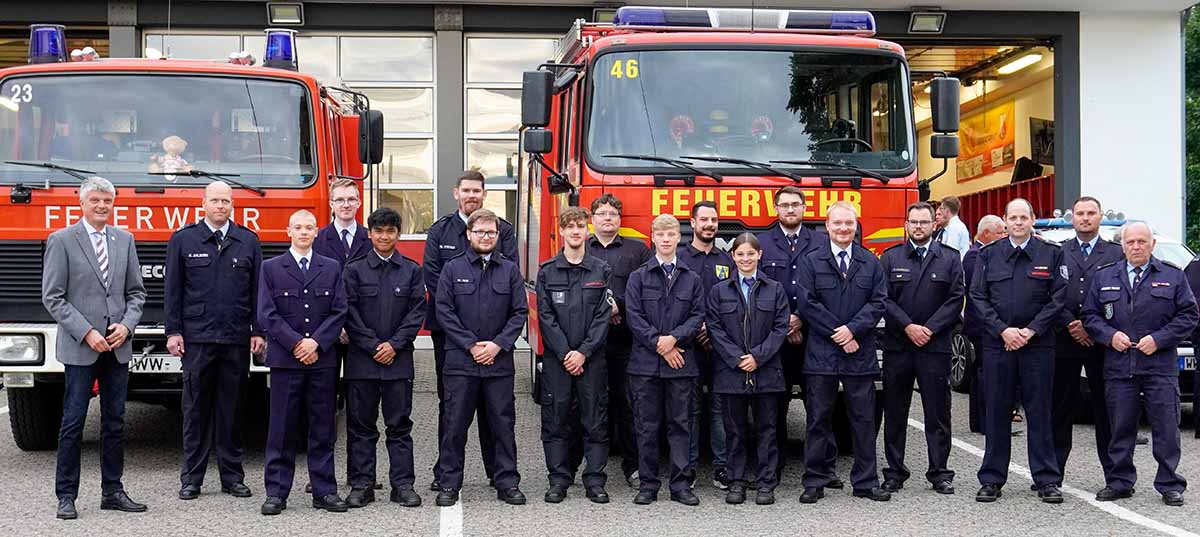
[1104,303,1114,319]
[715,265,730,280]
[187,252,209,258]
[1101,286,1121,292]
[552,291,566,304]
[455,278,471,283]
[1152,282,1171,288]
[440,244,458,250]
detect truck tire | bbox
[8,384,64,451]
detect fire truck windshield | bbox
[0,74,315,187]
[587,49,913,176]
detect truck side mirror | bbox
[523,128,553,154]
[930,134,960,159]
[521,70,553,127]
[930,77,960,133]
[358,109,384,164]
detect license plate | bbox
[129,354,183,373]
[1179,356,1196,372]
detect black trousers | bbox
[804,375,879,491]
[605,338,639,478]
[541,351,609,488]
[1106,375,1187,494]
[346,378,415,490]
[978,345,1059,487]
[1051,336,1113,483]
[180,342,249,488]
[437,374,520,492]
[968,336,985,434]
[722,393,781,491]
[264,367,338,499]
[628,375,694,494]
[432,331,496,483]
[882,350,954,485]
[56,351,128,500]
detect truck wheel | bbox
[8,383,64,451]
[950,333,976,394]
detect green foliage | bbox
[1187,9,1200,250]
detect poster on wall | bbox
[955,99,1016,182]
[1030,117,1055,166]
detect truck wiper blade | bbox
[769,159,890,184]
[4,160,94,181]
[603,154,723,182]
[148,169,265,196]
[681,155,803,183]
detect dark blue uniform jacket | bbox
[423,213,517,332]
[256,252,348,369]
[435,249,527,378]
[795,242,888,376]
[343,252,426,380]
[879,240,965,354]
[705,272,790,394]
[968,237,1066,349]
[165,221,263,343]
[624,257,705,379]
[536,253,612,361]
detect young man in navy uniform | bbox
[879,201,964,495]
[315,178,371,265]
[341,207,426,509]
[705,232,791,505]
[536,207,613,504]
[970,198,1066,504]
[795,201,890,504]
[1083,221,1197,507]
[587,194,651,487]
[678,200,734,489]
[424,170,518,492]
[434,208,528,507]
[1051,197,1124,487]
[166,181,263,501]
[625,213,706,506]
[257,210,349,515]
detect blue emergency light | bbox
[611,7,876,35]
[28,24,67,64]
[263,28,298,71]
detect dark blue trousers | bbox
[1051,337,1113,483]
[605,339,639,478]
[432,331,496,483]
[978,345,1060,487]
[1105,375,1187,494]
[180,343,249,488]
[722,393,780,491]
[804,375,879,491]
[540,353,609,488]
[346,378,415,490]
[882,351,954,485]
[56,351,128,500]
[437,374,520,492]
[264,367,338,499]
[628,375,694,494]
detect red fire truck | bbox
[516,7,961,443]
[0,26,383,450]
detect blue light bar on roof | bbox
[263,28,298,71]
[611,7,876,36]
[28,24,67,64]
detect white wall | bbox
[1078,11,1184,237]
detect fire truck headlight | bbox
[0,335,42,365]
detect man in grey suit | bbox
[42,176,147,520]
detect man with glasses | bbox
[424,170,518,493]
[433,209,528,507]
[879,202,964,496]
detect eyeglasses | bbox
[907,220,933,226]
[332,198,360,206]
[594,211,621,218]
[776,202,804,210]
[471,230,499,238]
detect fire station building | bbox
[0,0,1192,237]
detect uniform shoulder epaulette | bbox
[1035,236,1061,249]
[397,254,420,267]
[232,221,260,238]
[345,252,370,265]
[939,243,960,254]
[1162,259,1182,270]
[882,242,905,253]
[539,256,558,268]
[180,220,203,232]
[979,240,1001,251]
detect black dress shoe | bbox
[391,488,422,507]
[976,484,1002,503]
[100,491,148,513]
[544,485,567,504]
[1095,486,1134,502]
[852,487,892,502]
[755,488,776,505]
[178,484,201,501]
[221,482,252,498]
[261,496,287,516]
[586,486,610,504]
[498,487,527,505]
[798,487,824,504]
[346,488,375,508]
[435,489,459,507]
[1038,485,1064,504]
[312,494,349,512]
[670,489,700,506]
[1162,491,1185,507]
[881,478,904,493]
[633,490,657,505]
[430,479,442,492]
[932,481,955,495]
[827,478,845,489]
[725,484,747,504]
[56,497,77,520]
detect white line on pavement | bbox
[0,407,7,415]
[909,418,1199,537]
[439,503,463,537]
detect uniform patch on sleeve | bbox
[1060,265,1069,279]
[714,265,730,280]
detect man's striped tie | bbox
[93,231,109,286]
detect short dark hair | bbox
[456,169,486,189]
[730,232,761,252]
[590,193,623,215]
[691,200,718,218]
[1072,196,1102,213]
[939,196,961,214]
[367,207,402,231]
[467,208,498,230]
[773,186,806,206]
[906,202,935,221]
[558,207,590,227]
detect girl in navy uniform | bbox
[705,233,790,505]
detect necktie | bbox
[742,276,755,301]
[837,251,848,278]
[1081,242,1091,258]
[916,246,927,260]
[299,257,309,275]
[341,229,352,253]
[482,258,490,272]
[786,233,798,253]
[1132,266,1143,289]
[663,263,675,279]
[213,229,224,252]
[93,231,109,286]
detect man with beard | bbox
[423,170,518,492]
[677,201,734,490]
